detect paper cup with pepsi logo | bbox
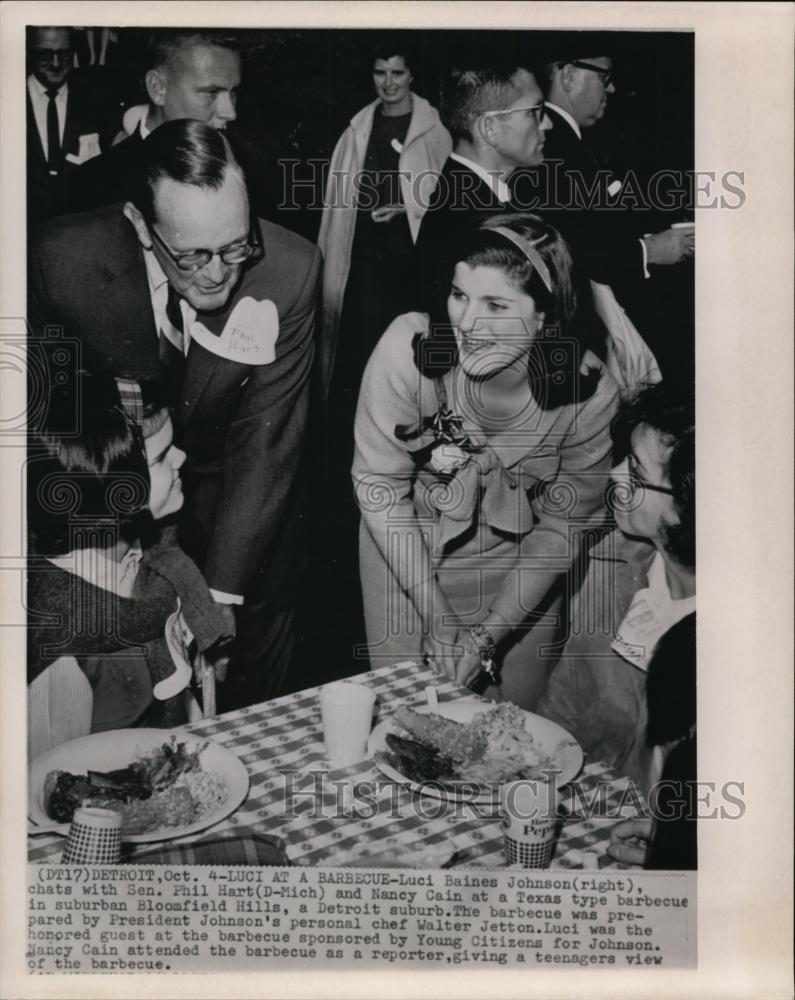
[500,779,559,868]
[62,807,122,864]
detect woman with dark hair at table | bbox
[27,373,233,756]
[353,211,620,709]
[537,381,695,781]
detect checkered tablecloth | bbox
[29,662,642,868]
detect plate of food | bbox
[29,730,250,843]
[368,699,582,803]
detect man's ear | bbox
[477,113,500,149]
[123,202,152,250]
[559,62,577,93]
[145,68,166,107]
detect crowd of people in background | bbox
[26,27,697,869]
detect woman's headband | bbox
[481,226,553,294]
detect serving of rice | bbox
[116,769,227,835]
[175,768,228,815]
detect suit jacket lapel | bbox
[180,288,245,424]
[26,90,46,166]
[181,340,222,425]
[62,86,80,158]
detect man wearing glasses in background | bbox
[524,44,694,285]
[26,26,116,224]
[414,58,551,310]
[28,119,322,711]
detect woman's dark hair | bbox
[413,212,606,409]
[27,373,168,557]
[372,37,416,73]
[611,381,695,567]
[646,612,696,748]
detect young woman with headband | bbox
[353,212,620,708]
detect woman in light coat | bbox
[317,41,452,403]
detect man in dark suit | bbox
[29,120,322,708]
[26,26,116,225]
[514,40,695,387]
[513,46,694,289]
[65,29,290,227]
[65,30,241,215]
[414,61,551,312]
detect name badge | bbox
[188,296,280,365]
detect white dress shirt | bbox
[143,247,193,353]
[545,101,582,140]
[141,248,244,606]
[450,152,512,205]
[27,75,67,159]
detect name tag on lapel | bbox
[188,296,279,365]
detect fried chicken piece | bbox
[393,707,487,763]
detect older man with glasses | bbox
[511,35,696,390]
[527,43,694,279]
[28,119,322,711]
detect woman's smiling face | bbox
[373,55,413,112]
[447,262,542,379]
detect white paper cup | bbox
[320,682,376,768]
[63,807,122,864]
[500,779,559,869]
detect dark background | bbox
[78,27,694,241]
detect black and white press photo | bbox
[2,4,792,995]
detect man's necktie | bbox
[159,284,187,394]
[45,87,61,176]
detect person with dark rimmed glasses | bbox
[536,381,695,787]
[28,119,322,712]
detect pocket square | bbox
[188,296,280,365]
[65,133,101,165]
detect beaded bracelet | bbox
[467,624,499,684]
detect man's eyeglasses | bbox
[150,224,261,273]
[626,453,674,496]
[33,47,74,63]
[483,101,547,125]
[571,61,613,87]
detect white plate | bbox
[368,699,583,803]
[29,729,249,843]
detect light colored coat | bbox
[316,94,452,399]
